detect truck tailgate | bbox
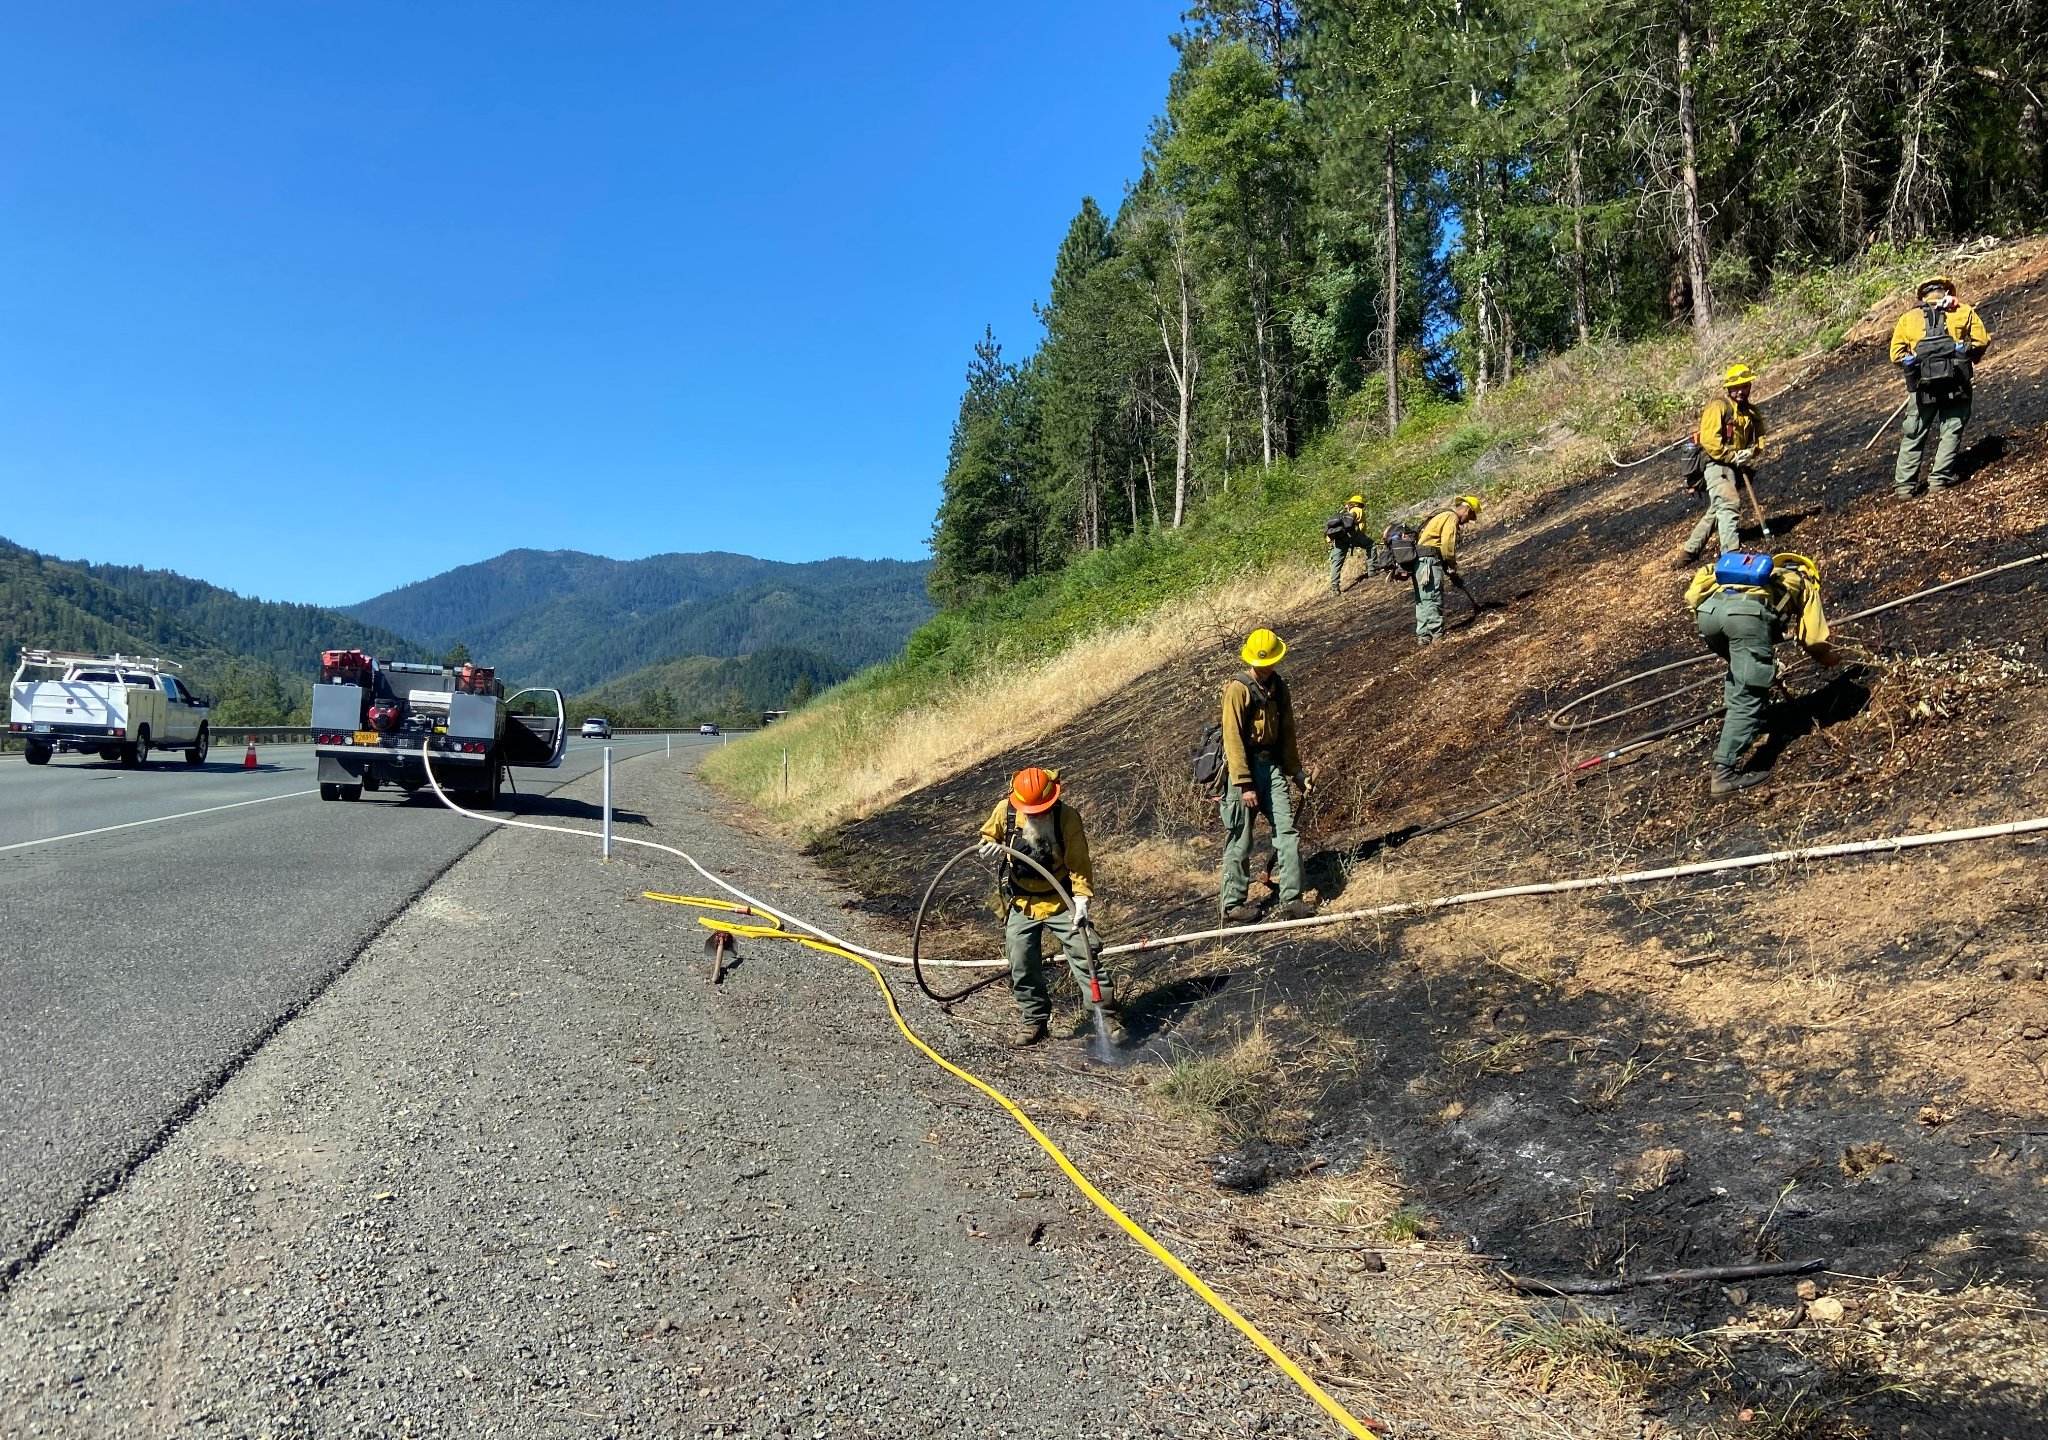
[11,682,120,728]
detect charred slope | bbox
[815,248,2048,1435]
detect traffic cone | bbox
[243,736,258,770]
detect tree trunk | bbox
[1471,163,1493,403]
[1173,254,1196,526]
[1677,4,1714,333]
[1384,129,1401,434]
[1567,131,1590,343]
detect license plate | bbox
[353,731,381,745]
[33,723,51,733]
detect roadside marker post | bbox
[601,746,613,860]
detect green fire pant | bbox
[1894,391,1971,495]
[1328,542,1351,592]
[1412,557,1445,640]
[1004,905,1106,1026]
[1686,464,1743,556]
[1696,590,1781,768]
[1219,755,1303,911]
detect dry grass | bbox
[703,566,1319,832]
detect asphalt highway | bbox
[0,733,714,1285]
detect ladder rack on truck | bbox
[309,650,565,806]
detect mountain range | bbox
[342,549,932,693]
[3,537,932,725]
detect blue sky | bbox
[0,2,1182,606]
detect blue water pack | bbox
[1714,551,1774,587]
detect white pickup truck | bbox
[7,649,212,768]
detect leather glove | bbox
[976,839,1002,859]
[1295,772,1314,795]
[1731,447,1756,467]
[1072,895,1090,923]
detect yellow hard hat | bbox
[1456,494,1482,519]
[1918,274,1955,296]
[1722,363,1757,387]
[1240,628,1287,667]
[1346,494,1364,506]
[1773,552,1820,584]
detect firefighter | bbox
[1685,553,1844,796]
[1220,630,1319,924]
[977,767,1125,1049]
[1890,275,1991,499]
[1682,364,1765,561]
[1325,493,1369,593]
[1413,495,1481,644]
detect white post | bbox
[665,733,671,758]
[601,746,613,860]
[782,747,789,802]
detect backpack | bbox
[1714,551,1774,588]
[1324,510,1359,543]
[1190,721,1227,793]
[1680,435,1707,493]
[1911,303,1971,398]
[1372,522,1421,578]
[997,800,1067,900]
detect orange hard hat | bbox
[1009,767,1061,814]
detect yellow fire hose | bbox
[644,891,1386,1440]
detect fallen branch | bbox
[1506,1256,1826,1296]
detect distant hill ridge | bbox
[343,548,933,692]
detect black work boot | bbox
[1009,1019,1049,1049]
[1710,764,1767,797]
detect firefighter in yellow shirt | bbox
[1890,275,1991,498]
[1219,630,1318,924]
[976,767,1125,1049]
[1685,553,1844,795]
[1326,494,1369,593]
[1683,364,1765,560]
[1413,496,1480,643]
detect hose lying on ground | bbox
[418,743,1383,1440]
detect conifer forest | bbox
[927,0,2048,605]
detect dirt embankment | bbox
[815,243,2048,1437]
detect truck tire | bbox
[484,761,503,809]
[321,783,342,801]
[122,728,150,769]
[361,771,382,792]
[341,783,364,802]
[184,726,210,766]
[24,741,51,766]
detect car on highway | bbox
[698,722,720,736]
[580,717,612,739]
[8,649,211,768]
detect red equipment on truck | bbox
[310,653,566,806]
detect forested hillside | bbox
[929,0,2048,602]
[73,558,425,676]
[567,645,848,730]
[345,549,932,691]
[0,539,389,724]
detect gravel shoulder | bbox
[0,748,1333,1439]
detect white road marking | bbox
[0,789,321,855]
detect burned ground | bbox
[816,245,2048,1437]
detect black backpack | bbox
[1190,721,1227,793]
[1372,522,1421,579]
[1680,436,1707,492]
[1323,510,1358,543]
[1911,303,1972,398]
